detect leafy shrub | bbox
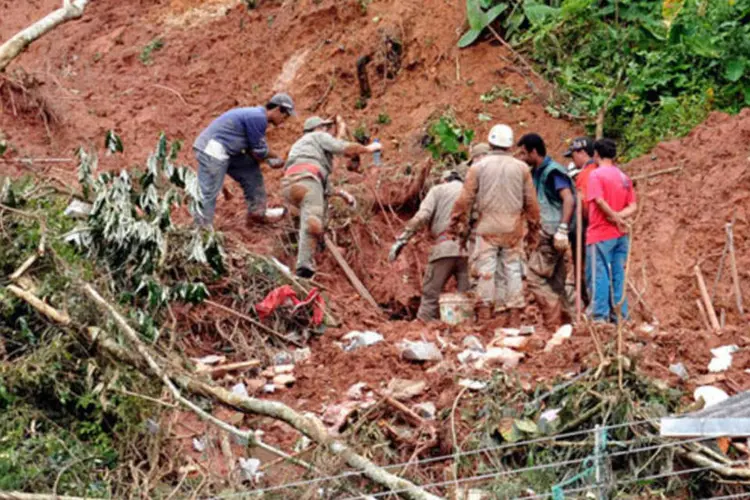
[425,113,475,165]
[139,38,164,65]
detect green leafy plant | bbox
[139,38,164,65]
[458,0,508,48]
[425,113,475,164]
[353,124,370,144]
[104,130,123,155]
[480,85,527,106]
[377,113,392,125]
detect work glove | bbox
[266,158,284,169]
[366,142,382,153]
[553,223,570,252]
[389,237,408,262]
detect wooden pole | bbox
[726,223,745,316]
[695,265,720,330]
[324,235,381,312]
[575,198,583,323]
[695,299,711,331]
[631,166,683,181]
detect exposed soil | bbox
[2,0,749,488]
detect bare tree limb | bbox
[7,284,71,325]
[0,493,104,500]
[0,0,90,72]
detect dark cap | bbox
[563,137,594,158]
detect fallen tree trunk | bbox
[78,286,439,500]
[0,0,90,72]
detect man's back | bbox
[586,165,635,244]
[427,181,463,238]
[194,107,267,157]
[285,131,348,177]
[470,153,537,242]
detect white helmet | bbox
[488,124,514,148]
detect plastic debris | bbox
[63,199,93,219]
[669,362,689,381]
[231,383,249,398]
[539,408,561,423]
[694,386,729,408]
[708,345,739,373]
[192,437,206,452]
[459,379,487,391]
[263,384,276,393]
[414,402,436,420]
[347,382,368,400]
[274,351,294,365]
[343,330,384,351]
[462,335,485,352]
[256,285,325,326]
[399,341,443,362]
[238,457,263,482]
[146,418,160,434]
[477,347,524,369]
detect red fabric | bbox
[284,163,324,182]
[574,160,597,215]
[586,165,636,244]
[255,285,325,325]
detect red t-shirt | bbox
[586,165,636,244]
[574,160,598,216]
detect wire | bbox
[340,435,719,499]
[231,415,667,497]
[701,494,750,500]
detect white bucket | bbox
[439,293,473,326]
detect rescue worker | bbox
[282,116,381,279]
[193,93,295,227]
[456,142,491,178]
[564,137,597,306]
[517,133,576,327]
[388,170,470,322]
[450,125,541,322]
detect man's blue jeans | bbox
[194,148,267,226]
[586,235,629,322]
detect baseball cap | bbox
[563,137,593,157]
[268,93,296,116]
[303,116,334,132]
[470,142,490,159]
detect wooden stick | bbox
[726,223,745,316]
[575,198,583,323]
[195,359,260,374]
[0,493,105,500]
[324,235,381,312]
[694,265,720,330]
[631,166,682,181]
[9,254,37,281]
[695,299,711,331]
[627,280,656,322]
[204,299,303,347]
[7,285,71,325]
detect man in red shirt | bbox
[586,138,637,323]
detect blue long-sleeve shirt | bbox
[193,107,269,158]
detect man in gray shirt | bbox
[282,116,381,278]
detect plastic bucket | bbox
[439,293,473,326]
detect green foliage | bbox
[353,124,370,143]
[355,97,368,110]
[377,112,392,125]
[459,0,508,48]
[480,85,527,106]
[425,113,475,165]
[460,0,750,158]
[139,38,164,65]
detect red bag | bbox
[255,285,325,326]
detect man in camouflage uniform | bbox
[450,125,541,322]
[282,116,381,278]
[388,170,470,321]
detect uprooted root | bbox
[0,70,58,137]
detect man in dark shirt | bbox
[193,93,295,227]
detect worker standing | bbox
[586,138,637,323]
[517,133,576,327]
[388,170,470,322]
[564,137,596,306]
[450,125,541,322]
[282,116,381,279]
[193,93,296,227]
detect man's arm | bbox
[559,188,574,225]
[448,166,479,243]
[389,190,436,261]
[618,201,637,219]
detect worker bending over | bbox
[193,93,295,227]
[450,125,541,322]
[389,169,471,322]
[283,116,381,279]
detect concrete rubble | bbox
[399,341,443,362]
[386,378,426,400]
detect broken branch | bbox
[7,284,71,325]
[726,222,744,316]
[694,265,720,330]
[631,166,683,182]
[324,235,382,312]
[204,299,303,347]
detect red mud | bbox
[2,0,749,483]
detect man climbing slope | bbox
[388,169,470,322]
[517,133,576,327]
[586,138,637,323]
[450,125,541,322]
[282,116,381,279]
[193,93,295,227]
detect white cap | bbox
[488,124,514,148]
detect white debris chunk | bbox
[343,331,384,351]
[694,386,729,408]
[192,437,206,452]
[64,199,93,219]
[238,457,263,482]
[708,345,739,373]
[459,379,487,391]
[399,341,443,362]
[231,383,249,398]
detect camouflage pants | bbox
[527,232,574,326]
[418,256,470,321]
[282,177,326,275]
[471,236,525,312]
